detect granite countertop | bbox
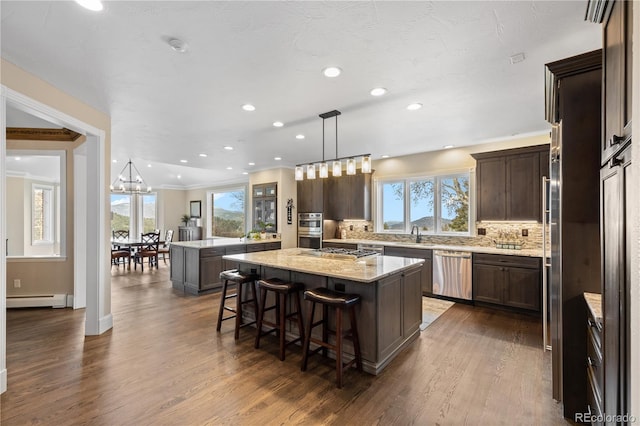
[323,238,544,258]
[171,237,281,249]
[584,292,603,323]
[223,247,424,283]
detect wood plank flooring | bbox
[1,263,569,425]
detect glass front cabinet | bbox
[252,182,277,232]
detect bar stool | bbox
[216,269,259,340]
[254,278,305,361]
[301,287,363,388]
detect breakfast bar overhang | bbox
[223,248,425,375]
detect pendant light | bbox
[294,109,370,180]
[110,159,152,193]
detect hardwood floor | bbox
[1,263,569,425]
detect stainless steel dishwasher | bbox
[432,250,472,300]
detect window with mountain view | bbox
[110,193,157,236]
[209,187,246,238]
[377,172,470,235]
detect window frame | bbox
[109,192,158,237]
[376,169,473,236]
[31,183,55,245]
[206,185,248,238]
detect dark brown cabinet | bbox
[472,145,549,222]
[323,172,372,220]
[252,182,277,231]
[472,253,541,312]
[297,172,372,219]
[384,246,433,295]
[297,178,323,213]
[600,143,631,420]
[600,0,633,165]
[322,241,358,250]
[585,296,604,425]
[170,241,281,295]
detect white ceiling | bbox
[1,1,601,189]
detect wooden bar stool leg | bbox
[294,292,305,344]
[301,301,316,371]
[279,293,286,361]
[234,282,244,340]
[255,287,268,349]
[336,307,344,389]
[349,306,363,371]
[216,280,229,332]
[322,304,329,358]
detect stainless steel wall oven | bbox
[298,213,322,249]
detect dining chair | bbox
[133,232,159,271]
[111,229,131,268]
[158,229,174,264]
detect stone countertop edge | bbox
[323,238,544,258]
[223,248,425,283]
[584,292,603,323]
[171,238,281,248]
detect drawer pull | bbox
[587,356,597,368]
[587,317,603,332]
[608,134,624,147]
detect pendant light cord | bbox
[335,115,338,158]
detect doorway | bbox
[1,86,111,394]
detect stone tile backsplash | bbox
[336,220,545,250]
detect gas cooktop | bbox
[308,247,380,260]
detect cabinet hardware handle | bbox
[608,134,624,147]
[587,356,596,367]
[610,156,623,168]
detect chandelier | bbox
[295,109,371,181]
[110,159,152,193]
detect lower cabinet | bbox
[472,253,541,312]
[171,241,281,295]
[178,226,203,241]
[383,246,433,295]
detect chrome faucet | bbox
[411,225,422,243]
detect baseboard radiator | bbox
[7,294,67,309]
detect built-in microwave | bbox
[298,234,321,249]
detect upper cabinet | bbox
[253,182,277,232]
[602,0,633,164]
[587,0,633,164]
[472,145,549,222]
[297,171,372,220]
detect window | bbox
[32,184,55,244]
[208,187,246,238]
[377,172,470,235]
[110,193,157,236]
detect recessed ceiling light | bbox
[168,38,188,53]
[226,167,233,170]
[407,103,423,111]
[75,0,103,11]
[370,87,387,96]
[443,145,454,149]
[323,66,342,78]
[242,104,256,112]
[509,52,526,64]
[242,172,249,175]
[295,134,305,140]
[224,146,234,151]
[112,159,117,163]
[177,175,181,179]
[147,164,152,168]
[248,162,255,166]
[199,153,207,157]
[274,157,282,161]
[180,159,188,163]
[381,155,390,159]
[273,121,284,127]
[15,157,21,161]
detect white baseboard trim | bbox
[98,313,113,334]
[66,294,74,308]
[0,368,7,394]
[6,294,66,309]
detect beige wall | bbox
[156,188,187,238]
[371,133,550,179]
[2,59,111,302]
[6,139,80,296]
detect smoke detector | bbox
[509,52,526,64]
[168,38,188,53]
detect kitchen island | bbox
[223,248,424,374]
[170,238,281,295]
